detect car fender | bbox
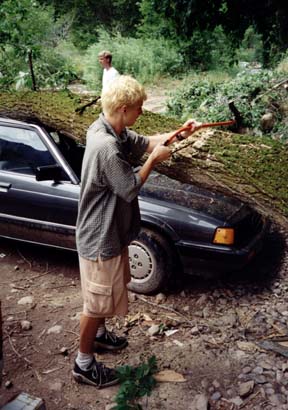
[139,211,179,243]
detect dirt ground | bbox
[0,222,287,410]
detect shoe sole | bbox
[72,371,119,388]
[93,340,128,351]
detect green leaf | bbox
[114,356,158,409]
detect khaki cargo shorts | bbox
[79,247,131,318]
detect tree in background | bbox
[38,0,141,48]
[37,0,287,67]
[0,0,74,90]
[136,0,287,67]
[1,0,287,90]
[224,0,288,65]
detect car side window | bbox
[0,125,56,175]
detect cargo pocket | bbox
[86,281,114,316]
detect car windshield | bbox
[0,126,48,151]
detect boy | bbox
[73,75,199,388]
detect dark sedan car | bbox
[0,117,268,294]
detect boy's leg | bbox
[79,315,102,354]
[73,314,119,388]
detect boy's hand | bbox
[151,142,171,164]
[181,119,202,138]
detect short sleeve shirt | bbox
[102,67,119,92]
[76,114,149,260]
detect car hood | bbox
[140,173,249,224]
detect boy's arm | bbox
[146,119,201,153]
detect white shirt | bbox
[102,67,119,92]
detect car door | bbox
[0,122,79,250]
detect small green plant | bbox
[112,356,158,410]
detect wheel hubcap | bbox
[128,241,153,280]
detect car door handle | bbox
[0,182,11,192]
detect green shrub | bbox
[167,69,287,138]
[182,26,236,72]
[113,356,158,410]
[210,26,237,70]
[55,40,85,77]
[181,30,212,70]
[33,48,78,88]
[276,50,288,74]
[11,48,78,90]
[1,47,78,91]
[0,47,25,90]
[236,26,263,64]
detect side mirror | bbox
[35,164,63,181]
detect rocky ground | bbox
[0,222,287,410]
[143,86,169,114]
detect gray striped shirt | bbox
[76,114,149,260]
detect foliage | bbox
[167,68,287,140]
[39,0,141,48]
[0,0,54,54]
[209,26,237,70]
[0,0,75,90]
[55,41,86,77]
[137,3,238,71]
[276,50,288,74]
[182,26,236,71]
[34,0,288,68]
[0,45,78,91]
[0,46,24,89]
[31,49,78,89]
[112,356,158,410]
[236,26,263,63]
[136,0,287,67]
[1,0,286,90]
[137,0,177,40]
[83,30,184,91]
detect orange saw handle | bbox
[164,119,236,146]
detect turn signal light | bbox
[213,228,235,245]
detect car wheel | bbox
[127,227,174,295]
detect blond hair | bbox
[101,75,147,116]
[98,50,112,63]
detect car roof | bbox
[0,117,34,127]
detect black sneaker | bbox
[72,357,119,388]
[94,330,128,351]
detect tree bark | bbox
[28,50,37,91]
[0,91,287,227]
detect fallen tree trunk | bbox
[0,91,287,226]
[157,131,287,226]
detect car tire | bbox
[127,227,174,295]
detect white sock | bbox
[76,351,94,371]
[96,324,106,338]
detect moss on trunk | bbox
[0,91,179,140]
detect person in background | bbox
[98,50,119,92]
[73,75,201,388]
